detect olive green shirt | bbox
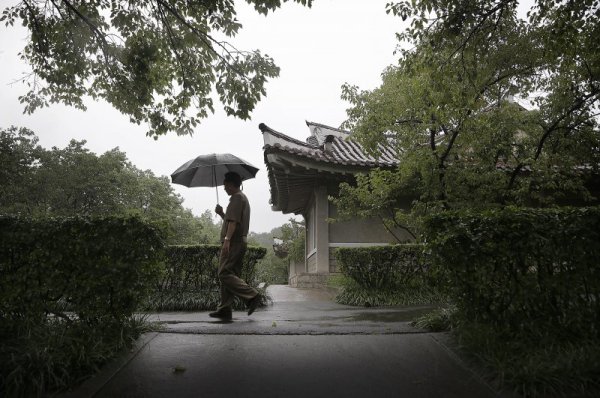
[220,191,250,242]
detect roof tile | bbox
[260,122,399,169]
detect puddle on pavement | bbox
[344,306,439,323]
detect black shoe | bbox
[247,294,262,316]
[209,310,232,320]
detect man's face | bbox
[223,180,236,195]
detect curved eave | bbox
[260,122,399,215]
[264,148,389,215]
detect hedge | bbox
[334,244,444,306]
[423,206,600,341]
[145,244,267,311]
[336,245,426,289]
[0,215,165,396]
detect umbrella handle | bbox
[213,166,219,205]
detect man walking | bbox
[210,171,261,320]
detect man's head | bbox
[223,172,242,195]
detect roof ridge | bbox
[305,120,351,135]
[261,122,400,170]
[259,123,313,148]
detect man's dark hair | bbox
[224,171,242,188]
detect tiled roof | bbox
[259,123,399,169]
[306,135,319,147]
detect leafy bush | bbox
[411,306,456,332]
[145,244,267,311]
[0,215,165,396]
[423,206,600,396]
[334,244,444,306]
[254,249,289,285]
[424,206,600,341]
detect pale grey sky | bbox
[0,0,406,232]
[0,0,537,233]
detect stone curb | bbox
[56,332,159,398]
[430,333,518,398]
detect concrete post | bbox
[314,184,329,274]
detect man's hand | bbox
[215,204,224,218]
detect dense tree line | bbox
[249,218,305,284]
[0,126,221,244]
[1,125,305,280]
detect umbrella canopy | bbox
[170,153,259,203]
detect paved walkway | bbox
[63,285,514,398]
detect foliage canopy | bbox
[2,0,312,137]
[335,0,600,238]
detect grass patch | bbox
[143,286,271,311]
[455,323,600,398]
[0,315,151,397]
[144,291,222,311]
[411,306,456,332]
[333,275,447,307]
[411,309,600,397]
[411,307,600,397]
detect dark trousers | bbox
[216,242,257,312]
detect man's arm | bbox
[221,220,237,256]
[224,220,237,241]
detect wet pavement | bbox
[63,285,514,398]
[144,285,438,335]
[147,301,437,335]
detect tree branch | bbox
[378,214,405,243]
[154,1,189,89]
[59,0,108,49]
[154,0,249,80]
[446,0,518,61]
[53,0,115,69]
[476,66,536,103]
[394,118,423,125]
[429,128,437,153]
[506,163,524,191]
[387,209,418,241]
[535,88,600,160]
[439,124,459,165]
[21,0,60,80]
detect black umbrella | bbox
[170,153,259,204]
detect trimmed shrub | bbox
[423,206,600,341]
[0,215,165,396]
[423,206,600,396]
[334,244,444,306]
[146,244,267,311]
[336,244,426,289]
